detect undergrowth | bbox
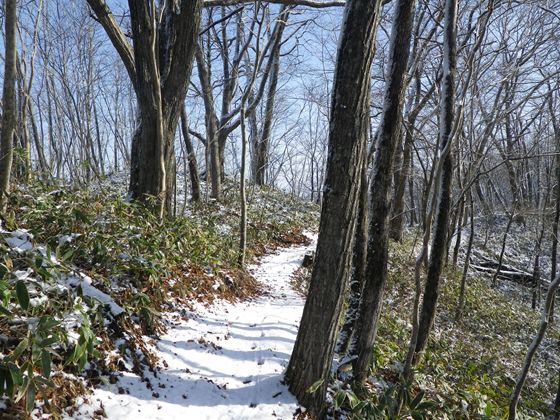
[297,233,558,418]
[0,179,318,417]
[367,235,559,419]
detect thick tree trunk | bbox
[350,0,416,383]
[335,131,369,355]
[414,0,458,357]
[0,0,17,211]
[128,98,178,215]
[284,1,382,416]
[88,0,202,214]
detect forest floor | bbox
[0,179,319,419]
[68,236,316,420]
[1,180,559,419]
[351,225,560,419]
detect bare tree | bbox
[348,0,416,382]
[284,0,382,415]
[86,0,202,216]
[180,107,201,202]
[413,0,458,358]
[193,4,290,199]
[0,0,18,211]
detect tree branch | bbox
[199,6,245,36]
[204,0,392,7]
[204,0,345,7]
[86,0,137,89]
[189,128,207,145]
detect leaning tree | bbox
[284,0,383,416]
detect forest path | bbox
[74,236,316,420]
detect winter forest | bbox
[2,0,560,418]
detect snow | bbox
[72,236,316,420]
[58,233,82,246]
[64,273,125,317]
[1,228,33,252]
[3,221,126,321]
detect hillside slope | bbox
[0,180,318,418]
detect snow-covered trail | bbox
[75,238,315,420]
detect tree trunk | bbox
[29,100,48,175]
[390,72,437,241]
[335,130,369,355]
[128,91,177,216]
[0,0,17,211]
[491,210,514,288]
[550,131,560,319]
[87,0,202,214]
[456,191,474,320]
[390,121,413,241]
[180,107,201,202]
[284,1,382,416]
[350,0,416,383]
[253,38,281,186]
[414,0,458,358]
[195,45,222,199]
[238,104,248,266]
[408,151,418,225]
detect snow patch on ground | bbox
[73,237,316,419]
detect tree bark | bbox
[414,0,458,357]
[0,0,17,211]
[284,0,381,416]
[180,107,201,202]
[335,118,369,355]
[349,0,416,382]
